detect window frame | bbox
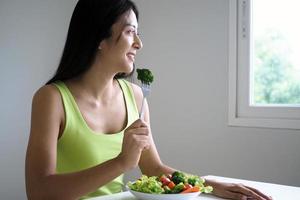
[228,0,300,130]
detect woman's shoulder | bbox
[128,82,142,93]
[33,84,61,102]
[32,84,63,113]
[130,82,143,100]
[127,81,143,103]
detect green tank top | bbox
[53,79,139,199]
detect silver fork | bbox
[139,82,151,119]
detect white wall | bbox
[0,0,76,199]
[0,0,299,199]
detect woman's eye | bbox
[127,29,136,35]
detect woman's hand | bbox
[117,119,151,171]
[208,179,272,200]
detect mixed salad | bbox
[127,171,213,194]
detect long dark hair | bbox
[46,0,138,84]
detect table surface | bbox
[89,175,300,200]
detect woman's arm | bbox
[130,83,272,200]
[130,83,176,176]
[25,85,144,200]
[204,178,272,200]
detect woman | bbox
[25,0,272,199]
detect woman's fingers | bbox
[126,119,148,130]
[125,123,151,150]
[138,138,151,150]
[229,183,270,200]
[222,189,248,200]
[125,119,151,150]
[229,184,259,198]
[118,119,151,170]
[126,127,149,136]
[208,180,272,200]
[245,185,273,200]
[131,134,150,145]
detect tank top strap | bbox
[116,79,139,125]
[52,81,83,129]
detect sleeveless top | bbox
[52,79,139,199]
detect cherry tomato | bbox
[184,183,193,190]
[160,177,171,186]
[159,175,166,183]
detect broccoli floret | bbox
[171,182,185,193]
[171,171,186,184]
[185,174,205,186]
[136,68,154,85]
[188,176,202,186]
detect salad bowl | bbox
[127,187,201,200]
[126,171,213,200]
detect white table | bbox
[89,175,300,200]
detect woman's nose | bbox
[133,34,143,50]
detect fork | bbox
[139,82,151,119]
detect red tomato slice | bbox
[184,183,193,190]
[160,177,171,186]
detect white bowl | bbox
[127,188,201,200]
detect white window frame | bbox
[228,0,300,130]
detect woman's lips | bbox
[127,53,135,61]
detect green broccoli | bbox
[163,186,172,194]
[187,175,203,186]
[171,171,186,184]
[136,68,154,85]
[171,182,185,193]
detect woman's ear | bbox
[98,40,104,50]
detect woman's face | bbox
[100,9,143,74]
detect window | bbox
[228,0,300,129]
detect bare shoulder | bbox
[33,84,60,101]
[31,84,64,127]
[32,84,62,109]
[128,82,143,106]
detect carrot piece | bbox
[167,181,176,190]
[180,186,200,193]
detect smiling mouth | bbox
[127,53,135,61]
